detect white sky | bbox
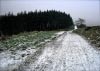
[0,0,100,26]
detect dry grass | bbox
[73,26,100,49]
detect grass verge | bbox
[0,31,58,52]
[73,26,100,49]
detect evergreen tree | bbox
[0,10,74,36]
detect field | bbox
[0,31,58,52]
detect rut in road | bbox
[18,31,100,71]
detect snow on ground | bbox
[55,31,65,35]
[0,31,65,71]
[21,31,100,71]
[0,47,37,71]
[0,31,100,71]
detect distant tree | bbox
[75,18,86,28]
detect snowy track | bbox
[0,31,100,71]
[18,31,100,71]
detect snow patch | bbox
[55,31,65,35]
[0,47,37,71]
[26,31,100,71]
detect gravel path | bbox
[22,31,100,71]
[0,31,100,71]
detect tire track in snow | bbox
[18,31,100,71]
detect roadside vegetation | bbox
[0,31,58,52]
[73,26,100,49]
[0,10,74,52]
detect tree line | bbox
[0,10,74,36]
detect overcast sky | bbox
[0,0,100,26]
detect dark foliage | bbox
[0,10,74,36]
[78,24,86,28]
[85,27,92,31]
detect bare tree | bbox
[75,18,86,28]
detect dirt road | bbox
[17,31,100,71]
[0,31,100,71]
